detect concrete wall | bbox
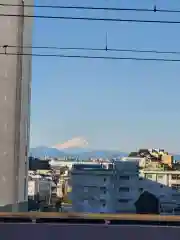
[18,0,33,208]
[0,0,33,211]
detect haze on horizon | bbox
[30,136,180,155]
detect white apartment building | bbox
[28,179,51,203]
[70,161,180,214]
[140,170,180,189]
[140,170,180,213]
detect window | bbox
[83,199,89,204]
[118,199,130,203]
[100,199,106,207]
[119,176,130,180]
[119,187,129,192]
[172,184,180,191]
[172,193,180,197]
[104,178,106,182]
[84,187,88,192]
[146,174,152,179]
[157,175,164,179]
[100,186,107,194]
[172,185,177,190]
[172,175,180,180]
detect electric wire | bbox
[1,52,180,62]
[3,45,180,56]
[0,3,180,14]
[1,3,179,61]
[0,13,180,24]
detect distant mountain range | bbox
[29,146,180,161]
[29,146,128,159]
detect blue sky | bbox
[30,0,180,152]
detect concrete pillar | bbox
[0,0,33,211]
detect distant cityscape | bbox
[28,147,180,215]
[30,146,180,161]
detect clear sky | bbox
[30,0,180,152]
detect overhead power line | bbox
[4,45,180,56]
[0,3,180,14]
[0,13,180,24]
[0,52,180,62]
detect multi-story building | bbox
[139,169,180,212]
[114,161,139,213]
[70,164,115,213]
[140,170,180,189]
[0,0,33,211]
[28,179,52,203]
[70,159,180,214]
[70,161,139,213]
